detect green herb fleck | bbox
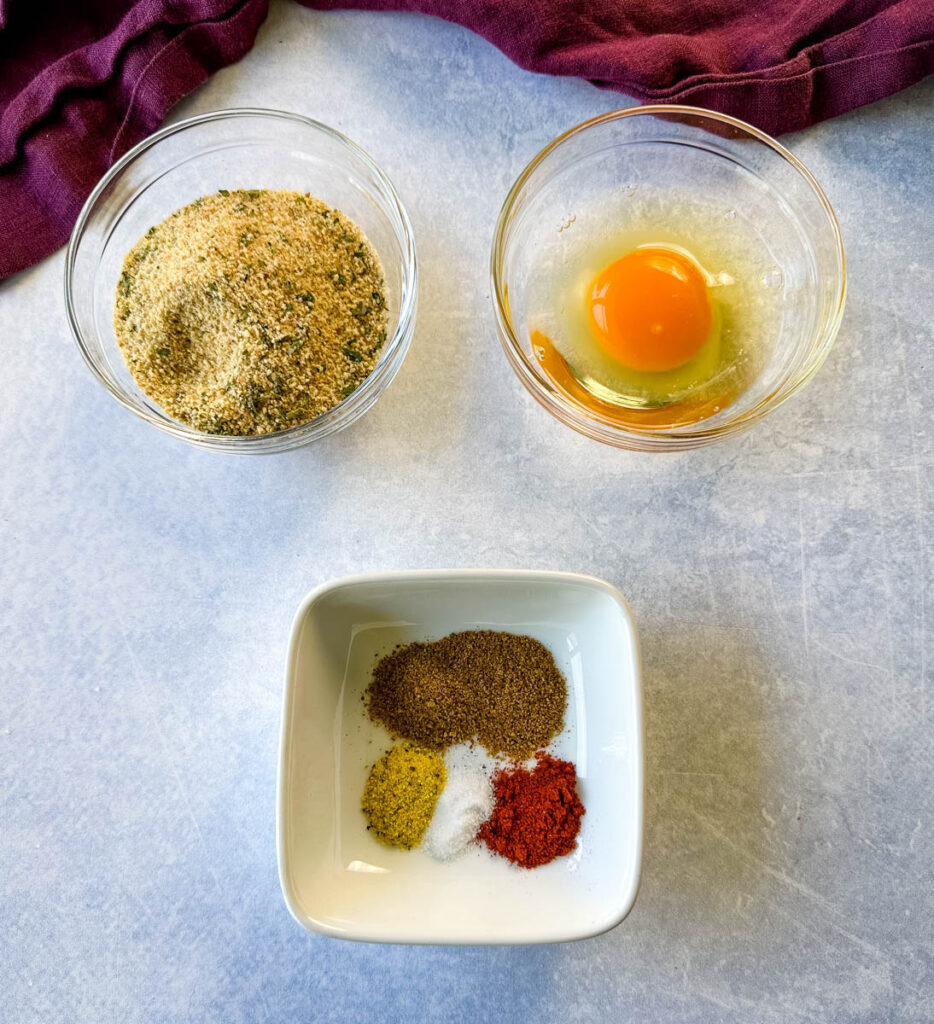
[245,383,265,414]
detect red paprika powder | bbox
[478,752,584,868]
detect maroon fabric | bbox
[0,0,931,282]
[327,0,932,133]
[0,0,268,281]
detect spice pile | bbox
[113,188,388,435]
[478,752,584,868]
[360,630,585,869]
[361,743,446,849]
[422,748,495,862]
[367,630,566,758]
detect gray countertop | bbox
[2,2,932,1020]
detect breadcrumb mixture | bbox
[113,188,388,435]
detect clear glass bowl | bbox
[491,106,846,451]
[65,108,417,454]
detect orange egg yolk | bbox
[589,247,712,372]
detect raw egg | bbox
[588,247,713,372]
[526,190,780,418]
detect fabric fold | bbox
[0,0,268,280]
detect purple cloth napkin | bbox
[0,0,268,281]
[1,0,931,281]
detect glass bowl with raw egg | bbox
[491,106,846,451]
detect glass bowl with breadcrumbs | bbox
[65,108,417,453]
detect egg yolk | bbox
[589,247,712,372]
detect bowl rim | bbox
[276,567,645,945]
[490,103,847,451]
[64,106,418,454]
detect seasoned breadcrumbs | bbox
[113,188,388,435]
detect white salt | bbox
[423,747,495,862]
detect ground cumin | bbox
[113,188,388,435]
[366,631,567,760]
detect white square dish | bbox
[276,569,643,944]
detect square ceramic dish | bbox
[276,569,643,944]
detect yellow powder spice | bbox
[361,744,447,850]
[113,188,388,435]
